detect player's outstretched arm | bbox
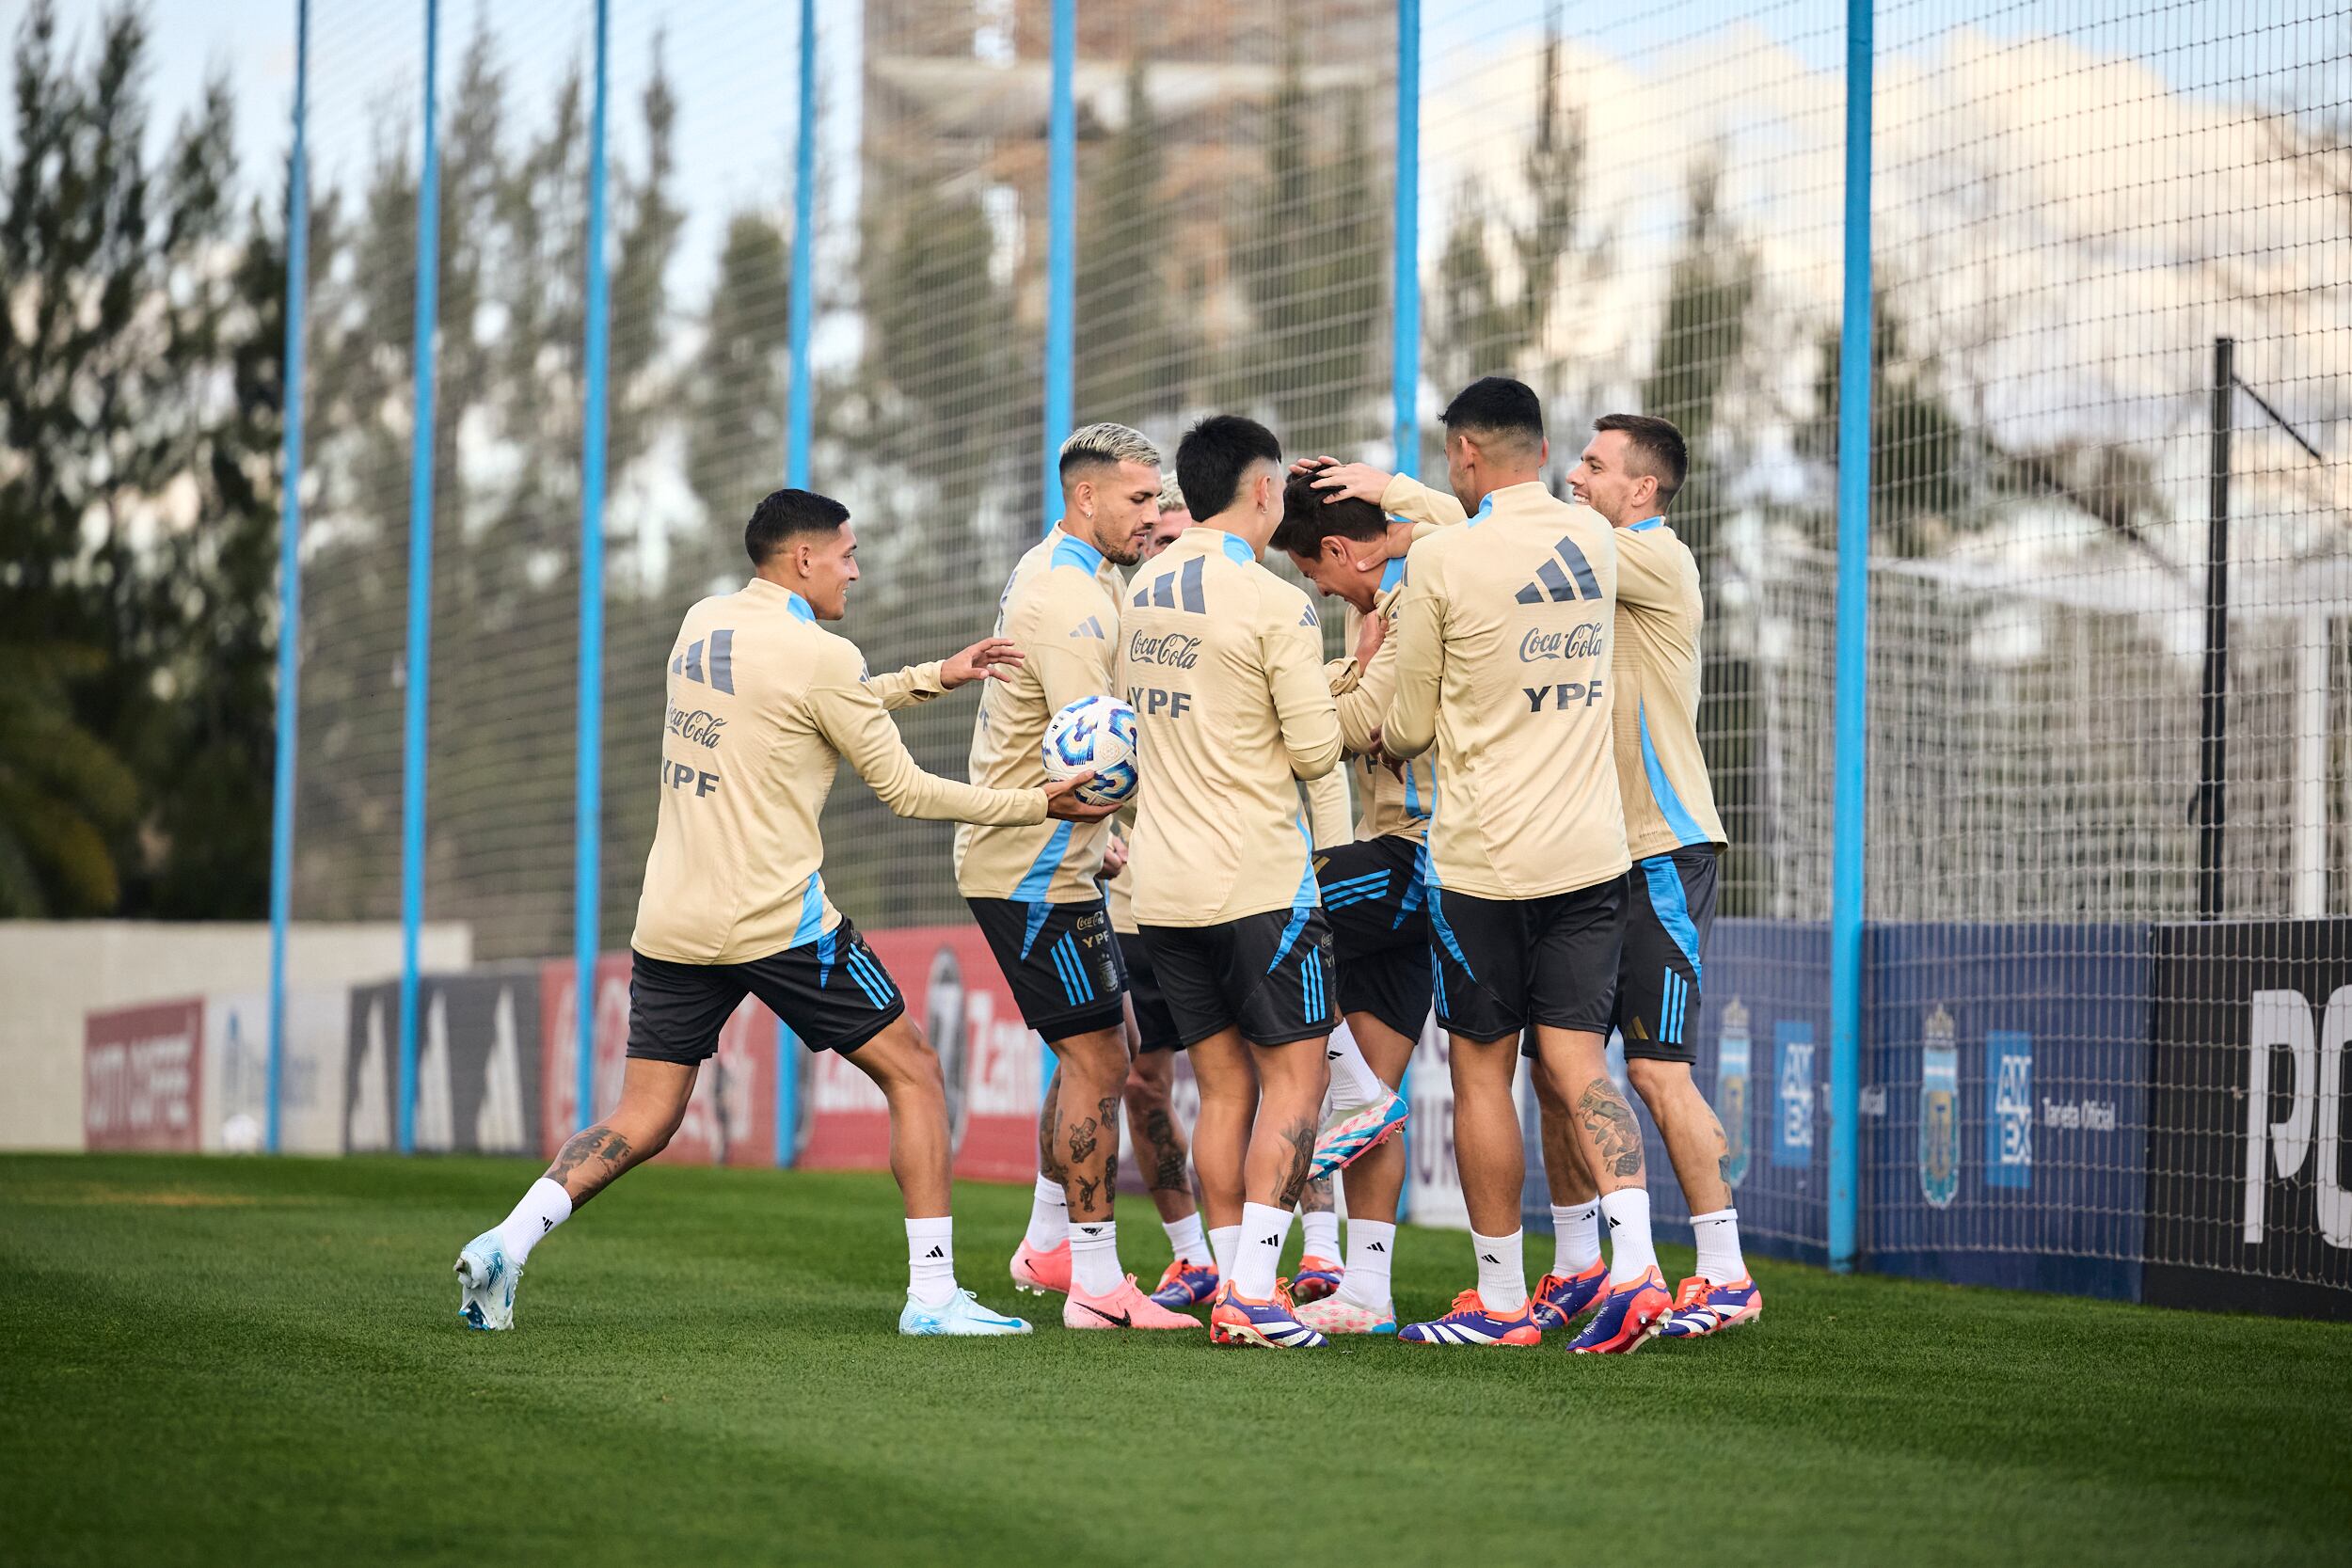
[810,672,1052,827]
[1380,572,1443,762]
[861,636,1027,709]
[1264,598,1345,784]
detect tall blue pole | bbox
[396,0,443,1155]
[574,0,612,1132]
[1041,0,1075,527]
[265,0,312,1157]
[1391,0,1420,478]
[786,0,817,489]
[1827,0,1874,1273]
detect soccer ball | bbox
[1041,695,1140,808]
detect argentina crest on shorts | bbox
[1715,997,1751,1190]
[1919,1004,1960,1210]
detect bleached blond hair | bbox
[1157,474,1188,514]
[1058,422,1162,490]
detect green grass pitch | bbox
[3,1154,2345,1566]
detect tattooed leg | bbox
[1243,1037,1330,1211]
[1628,1056,1731,1213]
[1052,1026,1128,1224]
[1301,1173,1335,1213]
[1123,1049,1197,1223]
[541,1056,696,1207]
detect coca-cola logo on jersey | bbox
[666,705,726,748]
[1518,622,1606,662]
[1127,631,1200,669]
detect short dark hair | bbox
[1175,414,1281,520]
[744,488,850,566]
[1438,375,1545,456]
[1593,413,1689,509]
[1271,471,1388,560]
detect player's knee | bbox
[1626,1055,1691,1109]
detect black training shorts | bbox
[1119,929,1185,1053]
[1314,834,1434,1043]
[1139,909,1338,1050]
[965,895,1128,1042]
[1614,846,1718,1063]
[1428,878,1623,1044]
[627,922,904,1062]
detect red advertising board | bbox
[85,998,204,1151]
[536,958,778,1167]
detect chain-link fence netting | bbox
[275,0,2348,1306]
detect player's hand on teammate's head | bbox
[940,636,1025,689]
[1042,774,1121,821]
[1353,603,1389,668]
[1308,460,1392,507]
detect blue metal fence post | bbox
[265,0,312,1156]
[1391,0,1420,479]
[1827,0,1874,1272]
[786,0,818,491]
[396,0,444,1155]
[1036,0,1076,1101]
[574,0,612,1132]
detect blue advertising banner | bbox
[1862,923,2149,1301]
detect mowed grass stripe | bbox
[2,1155,2344,1567]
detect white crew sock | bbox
[497,1178,572,1267]
[1163,1212,1209,1266]
[1339,1218,1396,1311]
[1471,1228,1527,1314]
[1692,1207,1747,1284]
[1070,1219,1123,1296]
[1209,1225,1241,1281]
[1323,1025,1387,1112]
[1235,1202,1293,1300]
[1025,1174,1068,1251]
[1300,1208,1340,1261]
[1600,1188,1658,1284]
[1551,1201,1602,1275]
[907,1215,957,1307]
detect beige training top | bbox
[955,525,1127,904]
[1380,480,1629,901]
[1118,527,1344,927]
[1326,556,1439,845]
[632,578,1046,964]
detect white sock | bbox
[1300,1208,1340,1261]
[1692,1207,1746,1284]
[1235,1201,1292,1300]
[1551,1201,1602,1275]
[907,1215,957,1307]
[1209,1225,1241,1281]
[1323,1026,1387,1112]
[1340,1218,1395,1310]
[1471,1227,1527,1314]
[497,1178,572,1267]
[1025,1174,1068,1251]
[1600,1188,1658,1284]
[1164,1212,1208,1266]
[1070,1218,1122,1295]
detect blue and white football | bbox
[1041,695,1140,808]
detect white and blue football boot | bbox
[454,1230,519,1331]
[898,1289,1033,1337]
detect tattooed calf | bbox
[1576,1075,1645,1180]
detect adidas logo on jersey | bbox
[1515,533,1603,604]
[1298,604,1319,627]
[1069,616,1106,640]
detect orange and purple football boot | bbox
[1398,1288,1542,1347]
[1566,1266,1673,1354]
[1658,1275,1763,1338]
[1207,1279,1327,1349]
[1529,1259,1610,1332]
[1290,1256,1344,1304]
[1148,1256,1219,1309]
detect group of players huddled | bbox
[456,374,1760,1352]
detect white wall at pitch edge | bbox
[202,992,349,1155]
[1403,1015,1549,1234]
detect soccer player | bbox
[453,488,1115,1337]
[1375,376,1673,1352]
[1266,472,1437,1336]
[964,424,1197,1331]
[1120,414,1344,1350]
[1526,413,1755,1339]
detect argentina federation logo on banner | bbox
[1985,1030,2033,1189]
[1772,1020,1816,1167]
[1919,1005,1960,1210]
[1716,998,1752,1189]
